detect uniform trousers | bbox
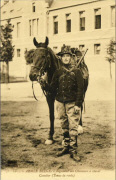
[56,101,81,150]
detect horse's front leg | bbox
[45,96,55,145]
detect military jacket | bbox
[50,65,84,107]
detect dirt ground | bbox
[1,100,115,172]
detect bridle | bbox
[32,47,51,100]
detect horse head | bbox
[29,37,52,81]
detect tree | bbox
[0,19,14,83]
[106,39,116,79]
[24,49,35,64]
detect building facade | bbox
[1,0,48,80]
[48,0,115,80]
[0,0,115,81]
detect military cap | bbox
[57,44,72,56]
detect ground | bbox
[1,99,115,172]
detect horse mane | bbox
[47,47,61,70]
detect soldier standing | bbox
[42,45,84,161]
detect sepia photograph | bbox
[0,0,115,179]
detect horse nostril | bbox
[33,73,37,76]
[29,73,36,81]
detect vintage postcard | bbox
[0,0,115,180]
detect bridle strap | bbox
[33,47,51,73]
[31,47,51,101]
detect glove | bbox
[74,106,81,114]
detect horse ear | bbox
[45,37,49,46]
[33,37,39,47]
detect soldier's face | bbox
[61,54,71,64]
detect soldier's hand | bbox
[74,106,81,114]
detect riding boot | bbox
[70,150,81,162]
[69,136,81,161]
[56,147,69,157]
[57,131,70,157]
[57,138,70,157]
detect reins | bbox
[32,81,39,101]
[32,80,48,101]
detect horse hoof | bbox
[45,139,53,145]
[78,125,84,134]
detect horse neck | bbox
[47,47,60,82]
[48,47,61,71]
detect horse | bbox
[29,37,88,144]
[29,37,62,144]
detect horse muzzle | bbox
[29,65,47,81]
[29,72,38,81]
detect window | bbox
[29,19,39,36]
[53,16,58,34]
[66,14,71,32]
[37,18,39,35]
[95,9,101,29]
[79,11,85,31]
[32,3,36,12]
[79,45,85,55]
[32,19,36,35]
[94,44,101,54]
[17,49,21,57]
[29,20,32,36]
[111,6,115,27]
[17,22,21,38]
